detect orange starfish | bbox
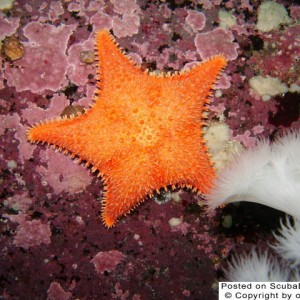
[27,30,227,227]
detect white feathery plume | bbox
[206,131,300,219]
[224,249,289,282]
[272,217,300,268]
[290,269,300,282]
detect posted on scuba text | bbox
[219,282,300,300]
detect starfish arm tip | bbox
[102,215,116,228]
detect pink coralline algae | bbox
[233,130,258,148]
[47,282,71,300]
[90,11,113,31]
[67,34,95,86]
[21,94,69,125]
[112,13,140,38]
[291,6,300,20]
[0,112,34,164]
[195,27,239,60]
[4,22,76,93]
[112,282,130,299]
[3,192,32,212]
[170,220,190,235]
[48,1,65,22]
[185,10,206,32]
[36,148,92,194]
[0,15,20,39]
[13,219,52,249]
[18,94,69,163]
[110,0,141,38]
[91,250,126,275]
[214,73,231,89]
[111,0,140,15]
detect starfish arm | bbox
[186,55,227,91]
[27,113,109,165]
[101,148,162,227]
[155,129,216,192]
[27,117,82,150]
[95,30,142,99]
[173,55,227,108]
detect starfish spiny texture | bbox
[27,30,227,227]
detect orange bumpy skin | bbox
[27,30,227,227]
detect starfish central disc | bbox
[119,106,160,147]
